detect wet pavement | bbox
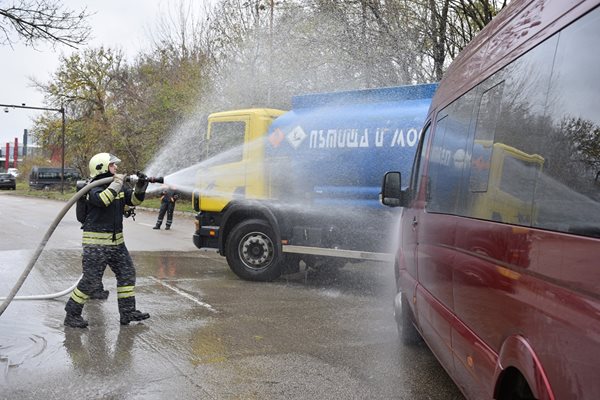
[0,194,464,399]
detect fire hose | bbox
[0,174,163,317]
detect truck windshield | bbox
[207,121,246,161]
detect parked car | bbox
[7,168,19,177]
[28,167,81,190]
[0,173,16,190]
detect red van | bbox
[381,0,600,399]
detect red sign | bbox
[268,128,285,148]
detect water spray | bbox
[0,172,163,317]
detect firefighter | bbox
[153,185,179,230]
[64,153,150,328]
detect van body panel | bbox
[391,0,600,398]
[435,0,594,114]
[494,335,554,400]
[415,283,455,378]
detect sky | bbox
[0,0,209,146]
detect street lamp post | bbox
[1,103,66,193]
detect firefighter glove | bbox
[135,178,148,193]
[108,173,125,193]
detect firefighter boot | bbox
[118,297,150,325]
[153,224,160,230]
[165,225,171,231]
[64,299,88,328]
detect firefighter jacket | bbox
[81,174,145,245]
[160,189,179,204]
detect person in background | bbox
[64,152,150,328]
[153,185,179,230]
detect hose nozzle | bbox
[126,173,164,184]
[145,176,164,184]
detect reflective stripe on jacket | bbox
[80,174,145,242]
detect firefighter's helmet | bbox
[89,153,121,177]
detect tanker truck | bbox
[192,83,437,281]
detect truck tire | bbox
[225,219,283,281]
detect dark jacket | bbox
[160,189,178,204]
[81,173,145,245]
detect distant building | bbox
[1,129,43,171]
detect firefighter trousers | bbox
[65,244,139,317]
[155,202,175,228]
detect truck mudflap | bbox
[282,245,394,262]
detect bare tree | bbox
[148,0,211,64]
[0,0,91,48]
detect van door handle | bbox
[412,217,418,227]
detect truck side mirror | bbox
[381,171,403,207]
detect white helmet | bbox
[89,153,121,177]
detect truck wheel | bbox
[226,219,283,281]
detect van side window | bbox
[427,115,449,211]
[456,6,600,237]
[535,7,600,237]
[484,32,557,226]
[427,89,477,215]
[469,82,504,193]
[410,122,431,201]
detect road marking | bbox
[148,276,218,313]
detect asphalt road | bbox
[0,193,464,399]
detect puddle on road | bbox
[0,249,82,383]
[0,326,48,369]
[0,315,65,383]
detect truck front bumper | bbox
[193,226,220,250]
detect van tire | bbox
[497,368,535,400]
[226,219,283,281]
[399,294,422,345]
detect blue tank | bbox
[265,83,437,209]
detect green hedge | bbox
[6,182,195,213]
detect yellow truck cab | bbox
[193,108,285,213]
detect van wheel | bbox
[399,294,422,345]
[497,368,535,400]
[225,219,283,281]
